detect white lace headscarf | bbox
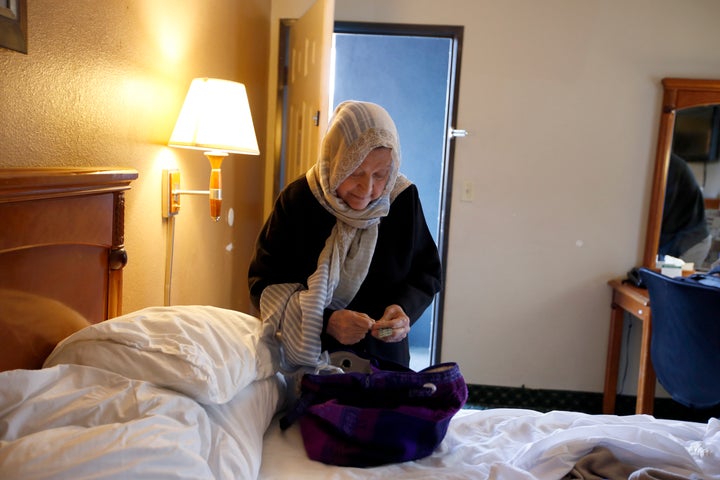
[261,101,411,373]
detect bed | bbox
[1,168,719,480]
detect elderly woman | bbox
[248,101,441,371]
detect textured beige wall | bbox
[0,0,271,314]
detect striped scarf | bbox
[260,101,410,373]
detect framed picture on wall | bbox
[0,0,27,54]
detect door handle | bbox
[449,128,468,138]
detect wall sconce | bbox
[165,77,260,221]
[162,78,259,306]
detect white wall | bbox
[270,0,720,392]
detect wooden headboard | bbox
[0,168,138,323]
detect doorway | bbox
[277,19,463,369]
[332,23,462,369]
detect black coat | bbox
[660,153,710,258]
[248,176,442,366]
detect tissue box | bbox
[661,264,683,277]
[656,255,691,278]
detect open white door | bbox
[284,0,334,184]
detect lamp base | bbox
[204,152,226,222]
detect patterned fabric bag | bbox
[279,356,468,467]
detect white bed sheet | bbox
[259,408,720,479]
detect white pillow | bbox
[44,305,278,404]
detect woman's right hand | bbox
[327,309,375,345]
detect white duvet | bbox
[0,305,285,480]
[0,364,282,479]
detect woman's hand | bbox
[327,309,375,345]
[371,304,410,343]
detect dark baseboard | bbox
[466,384,720,423]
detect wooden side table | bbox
[603,278,656,414]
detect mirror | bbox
[644,78,720,271]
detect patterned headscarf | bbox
[260,101,410,372]
[307,100,410,226]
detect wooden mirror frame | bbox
[643,78,720,268]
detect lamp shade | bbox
[168,78,260,155]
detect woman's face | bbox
[336,147,392,210]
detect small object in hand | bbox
[378,327,393,338]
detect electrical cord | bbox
[164,215,176,306]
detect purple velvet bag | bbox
[280,359,468,467]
